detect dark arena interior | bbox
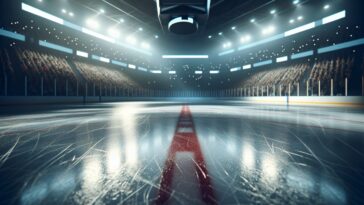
[1,0,364,204]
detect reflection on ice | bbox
[3,102,362,205]
[107,144,122,175]
[241,141,255,171]
[82,156,102,194]
[261,154,278,182]
[110,104,140,170]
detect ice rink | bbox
[0,101,364,205]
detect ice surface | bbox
[0,102,363,204]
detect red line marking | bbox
[156,105,217,205]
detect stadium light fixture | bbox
[240,35,251,43]
[86,18,100,30]
[168,71,176,74]
[270,9,276,15]
[162,55,208,59]
[218,32,223,36]
[324,4,330,10]
[69,12,74,17]
[210,70,220,74]
[293,0,299,5]
[76,50,89,58]
[141,42,150,49]
[223,42,232,48]
[154,35,159,39]
[250,18,255,23]
[289,19,295,24]
[99,9,105,14]
[128,64,136,69]
[107,27,120,38]
[297,16,303,21]
[22,3,64,25]
[138,67,148,72]
[62,9,67,14]
[21,2,152,56]
[195,71,203,74]
[126,35,137,45]
[230,67,241,72]
[322,11,346,24]
[82,28,115,43]
[285,22,315,36]
[262,25,275,35]
[208,35,212,39]
[231,26,236,30]
[276,56,288,63]
[218,49,235,56]
[99,57,110,63]
[150,70,162,74]
[243,64,252,70]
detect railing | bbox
[0,75,363,98]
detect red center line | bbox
[156,105,217,205]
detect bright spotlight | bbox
[86,18,100,30]
[324,4,330,10]
[108,28,120,38]
[62,9,67,14]
[69,12,74,17]
[154,35,159,39]
[289,19,295,24]
[231,26,236,30]
[240,35,251,43]
[99,9,105,14]
[208,35,212,39]
[141,42,150,49]
[138,27,143,31]
[223,42,232,48]
[250,18,255,23]
[297,16,303,21]
[262,25,275,35]
[270,9,276,15]
[293,0,299,5]
[218,32,223,36]
[120,18,124,23]
[126,35,137,45]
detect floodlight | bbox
[126,36,137,44]
[223,42,232,48]
[141,42,150,49]
[324,5,330,10]
[231,26,236,30]
[293,0,299,5]
[218,32,223,35]
[262,25,275,35]
[270,9,276,15]
[62,9,67,14]
[240,35,251,43]
[86,18,99,29]
[250,18,255,23]
[108,28,120,38]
